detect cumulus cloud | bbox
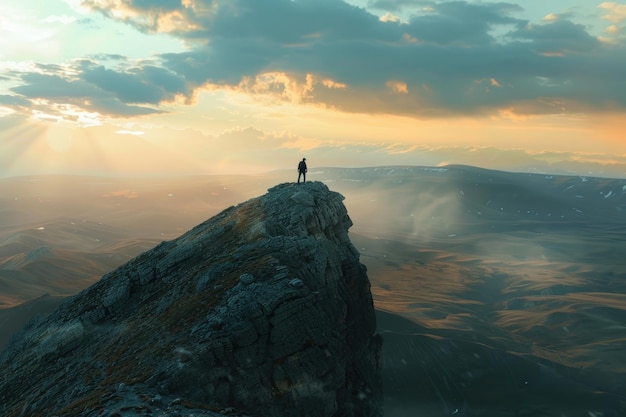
[7,61,182,118]
[2,0,625,120]
[598,2,626,43]
[599,2,626,23]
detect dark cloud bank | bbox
[4,0,626,118]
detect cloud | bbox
[599,2,626,23]
[542,12,575,23]
[510,20,600,54]
[403,1,524,45]
[368,0,424,12]
[599,2,626,43]
[4,0,626,121]
[8,62,173,118]
[79,61,189,104]
[0,95,31,107]
[116,129,145,135]
[379,12,400,22]
[42,15,78,25]
[386,80,408,94]
[322,79,347,89]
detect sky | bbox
[1,0,625,178]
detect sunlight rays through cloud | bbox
[1,0,625,177]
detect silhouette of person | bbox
[297,158,307,183]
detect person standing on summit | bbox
[297,158,307,183]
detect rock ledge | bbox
[0,181,382,417]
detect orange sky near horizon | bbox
[3,105,623,178]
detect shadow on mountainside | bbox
[377,309,625,417]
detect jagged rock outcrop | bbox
[0,182,382,417]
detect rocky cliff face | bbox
[0,182,382,417]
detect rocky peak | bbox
[0,182,382,417]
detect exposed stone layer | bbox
[0,181,382,417]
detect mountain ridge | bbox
[0,181,382,417]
